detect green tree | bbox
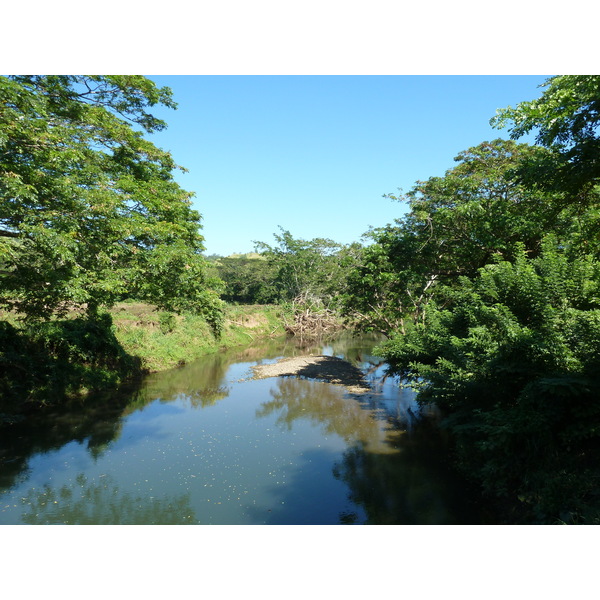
[0,75,223,322]
[352,80,600,523]
[342,139,568,334]
[341,229,427,334]
[254,228,348,306]
[378,241,600,522]
[389,139,568,275]
[491,75,600,198]
[214,254,278,304]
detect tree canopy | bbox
[341,138,571,334]
[491,75,600,197]
[254,227,352,306]
[0,75,222,321]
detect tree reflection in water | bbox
[257,377,403,453]
[257,376,481,524]
[19,473,196,525]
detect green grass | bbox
[0,303,287,419]
[110,302,286,372]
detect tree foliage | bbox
[341,227,427,334]
[212,254,278,304]
[342,139,570,334]
[369,76,600,522]
[491,75,600,197]
[0,75,222,322]
[378,242,600,522]
[254,227,354,307]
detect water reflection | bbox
[0,397,130,492]
[257,377,401,454]
[334,428,482,524]
[18,473,196,525]
[0,334,484,525]
[243,446,366,525]
[256,376,479,524]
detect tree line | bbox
[2,74,600,522]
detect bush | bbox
[378,243,600,523]
[0,313,140,412]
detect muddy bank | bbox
[250,354,371,394]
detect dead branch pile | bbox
[283,295,345,338]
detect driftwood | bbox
[284,307,344,337]
[282,295,344,338]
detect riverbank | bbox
[0,303,288,420]
[113,302,287,372]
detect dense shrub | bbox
[0,314,140,412]
[378,243,600,523]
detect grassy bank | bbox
[112,302,287,372]
[0,303,287,418]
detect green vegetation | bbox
[491,75,600,198]
[253,227,359,307]
[113,302,286,372]
[210,230,357,336]
[0,303,286,417]
[3,73,600,523]
[209,253,279,304]
[0,76,223,323]
[364,76,600,523]
[0,74,278,417]
[378,244,600,522]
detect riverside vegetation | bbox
[2,75,600,523]
[0,303,288,415]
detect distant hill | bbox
[204,252,266,263]
[226,252,265,260]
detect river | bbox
[0,333,486,524]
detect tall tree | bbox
[342,139,568,334]
[389,139,567,276]
[0,75,222,321]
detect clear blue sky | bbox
[145,75,549,257]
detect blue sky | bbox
[145,75,550,257]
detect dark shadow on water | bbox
[332,425,486,525]
[253,376,489,524]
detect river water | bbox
[0,333,485,525]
